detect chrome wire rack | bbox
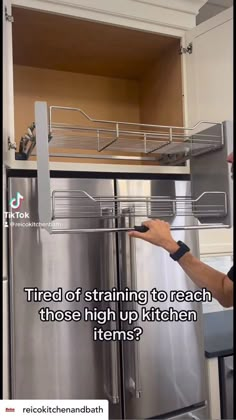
[51,190,227,220]
[47,106,224,163]
[19,102,231,234]
[17,105,224,164]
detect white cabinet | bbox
[205,358,221,420]
[3,0,232,167]
[3,0,209,172]
[3,0,233,248]
[3,1,232,222]
[185,8,233,254]
[185,8,233,125]
[3,0,15,163]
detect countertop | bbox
[203,310,233,358]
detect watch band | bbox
[170,241,190,261]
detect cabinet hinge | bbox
[8,137,17,150]
[5,7,14,23]
[179,43,192,55]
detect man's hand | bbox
[129,219,180,253]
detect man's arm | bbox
[129,219,233,308]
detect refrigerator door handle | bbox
[109,342,120,404]
[130,231,142,399]
[120,208,142,399]
[101,210,120,404]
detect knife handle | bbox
[134,225,149,233]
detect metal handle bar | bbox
[49,224,231,234]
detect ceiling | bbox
[208,0,233,6]
[197,0,233,24]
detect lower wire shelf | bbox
[45,190,229,233]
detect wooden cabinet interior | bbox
[12,7,183,165]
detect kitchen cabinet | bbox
[3,0,232,169]
[3,0,233,252]
[185,8,233,255]
[218,355,234,419]
[205,358,221,420]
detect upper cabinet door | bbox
[3,0,15,164]
[184,7,233,127]
[184,7,233,255]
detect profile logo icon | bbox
[5,407,15,412]
[9,192,24,210]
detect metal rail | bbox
[47,106,223,161]
[51,190,227,220]
[17,104,224,163]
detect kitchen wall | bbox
[201,254,233,313]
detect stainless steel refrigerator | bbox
[8,174,210,420]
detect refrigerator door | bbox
[116,179,207,420]
[8,177,121,419]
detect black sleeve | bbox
[227,265,234,281]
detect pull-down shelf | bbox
[17,105,224,163]
[16,102,231,234]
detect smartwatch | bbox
[170,241,190,261]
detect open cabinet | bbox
[2,2,232,172]
[3,1,233,171]
[12,7,185,166]
[3,2,232,231]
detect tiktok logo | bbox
[9,192,24,209]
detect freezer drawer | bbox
[219,355,234,419]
